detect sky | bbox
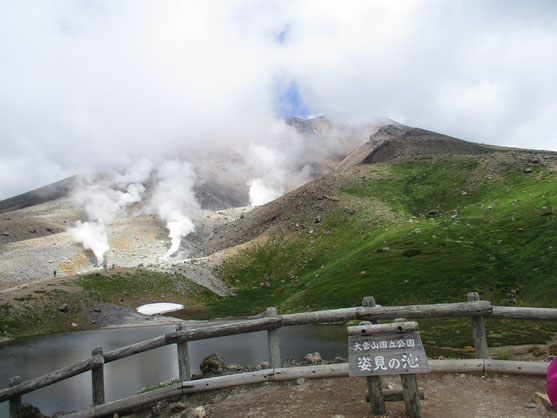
[1,0,557,200]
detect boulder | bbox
[304,352,322,365]
[185,406,207,418]
[200,353,226,377]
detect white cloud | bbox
[1,1,557,199]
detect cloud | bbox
[1,1,557,199]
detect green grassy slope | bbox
[205,157,557,318]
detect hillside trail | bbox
[127,373,555,418]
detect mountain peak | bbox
[337,123,494,169]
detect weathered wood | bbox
[361,297,385,416]
[183,370,274,393]
[367,376,386,416]
[348,322,419,336]
[53,360,551,418]
[401,374,422,418]
[60,383,184,418]
[8,376,22,418]
[468,293,490,359]
[357,301,492,320]
[273,363,348,380]
[281,307,358,326]
[0,355,104,402]
[165,317,282,344]
[428,359,484,373]
[488,306,557,321]
[266,307,281,369]
[363,297,378,325]
[484,360,549,375]
[104,335,167,363]
[91,348,105,406]
[176,323,190,382]
[5,296,557,416]
[428,359,548,375]
[366,388,425,402]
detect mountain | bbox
[0,176,76,215]
[1,120,557,344]
[1,120,556,317]
[201,123,557,316]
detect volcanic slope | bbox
[205,123,557,318]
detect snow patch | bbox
[136,303,184,316]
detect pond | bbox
[0,324,349,416]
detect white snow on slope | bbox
[136,303,184,315]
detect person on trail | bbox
[53,269,56,278]
[548,356,557,410]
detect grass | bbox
[77,270,206,308]
[0,269,208,340]
[202,158,557,346]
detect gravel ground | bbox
[121,373,556,418]
[0,200,248,295]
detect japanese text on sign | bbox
[348,330,430,376]
[357,353,421,372]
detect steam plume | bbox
[69,159,153,264]
[151,160,199,258]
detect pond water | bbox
[0,324,349,416]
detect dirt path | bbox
[132,373,555,417]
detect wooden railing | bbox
[1,292,556,418]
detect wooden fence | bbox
[1,292,556,418]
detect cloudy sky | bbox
[1,0,557,199]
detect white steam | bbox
[150,160,199,259]
[248,178,282,207]
[69,221,110,264]
[69,159,153,264]
[245,119,372,206]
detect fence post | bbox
[266,307,281,369]
[401,374,422,418]
[362,296,386,416]
[176,323,191,382]
[91,347,105,406]
[467,292,490,359]
[8,376,22,418]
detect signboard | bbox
[348,330,430,376]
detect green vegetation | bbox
[138,378,180,394]
[0,270,208,340]
[206,159,557,325]
[0,296,90,340]
[77,270,206,308]
[417,318,557,348]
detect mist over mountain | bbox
[1,118,556,348]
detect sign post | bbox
[348,321,429,418]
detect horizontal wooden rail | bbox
[56,359,549,418]
[0,355,104,403]
[356,301,492,320]
[487,306,557,321]
[281,307,358,325]
[103,335,167,363]
[104,317,282,363]
[165,317,282,344]
[61,383,184,418]
[2,300,556,413]
[281,301,492,325]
